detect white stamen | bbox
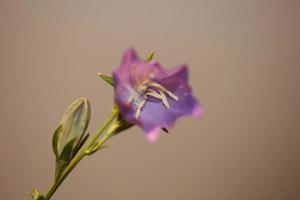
[159,90,170,108]
[128,79,179,119]
[135,97,147,119]
[147,81,179,101]
[146,89,162,99]
[165,90,179,101]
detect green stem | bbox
[44,108,119,200]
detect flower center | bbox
[127,79,179,119]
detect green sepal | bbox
[111,112,133,136]
[54,130,89,181]
[97,73,114,86]
[59,138,77,163]
[146,50,155,62]
[52,125,63,157]
[73,132,89,156]
[54,138,76,181]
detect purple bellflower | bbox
[113,48,203,142]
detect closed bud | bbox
[57,97,90,156]
[52,97,91,180]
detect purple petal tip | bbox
[145,127,161,142]
[192,104,204,118]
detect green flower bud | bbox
[52,97,90,178]
[58,97,90,155]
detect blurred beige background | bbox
[1,0,300,199]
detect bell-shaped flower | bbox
[113,49,203,142]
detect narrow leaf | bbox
[30,189,45,200]
[85,143,108,156]
[32,188,39,199]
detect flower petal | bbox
[138,66,202,134]
[160,66,203,117]
[121,48,140,65]
[145,126,161,142]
